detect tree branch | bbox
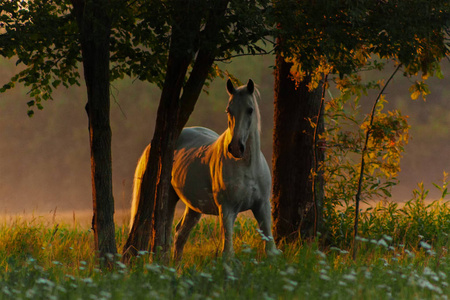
[352,63,402,260]
[312,74,327,237]
[214,49,274,62]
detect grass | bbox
[2,195,450,299]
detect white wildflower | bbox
[343,273,357,282]
[320,274,331,281]
[200,272,213,282]
[25,288,36,298]
[36,278,55,288]
[382,235,393,242]
[420,241,432,250]
[99,291,112,299]
[377,239,388,248]
[115,261,127,270]
[82,277,94,284]
[314,249,327,259]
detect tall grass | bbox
[1,180,449,299]
[324,177,449,250]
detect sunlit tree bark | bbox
[72,0,117,261]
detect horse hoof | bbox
[267,248,282,257]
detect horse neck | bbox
[240,122,262,166]
[220,124,261,165]
[247,126,261,160]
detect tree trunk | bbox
[72,0,117,261]
[122,0,229,263]
[122,3,202,262]
[272,53,324,244]
[122,39,191,263]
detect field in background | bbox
[0,198,434,229]
[0,202,260,229]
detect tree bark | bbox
[272,53,324,244]
[122,0,229,263]
[122,30,192,262]
[72,0,117,261]
[122,3,201,262]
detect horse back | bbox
[171,127,220,214]
[175,127,219,150]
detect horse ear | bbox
[247,79,254,94]
[226,79,235,95]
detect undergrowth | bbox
[1,180,450,299]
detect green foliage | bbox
[0,0,80,116]
[0,0,272,115]
[322,72,410,246]
[325,173,450,251]
[274,0,449,79]
[3,200,450,299]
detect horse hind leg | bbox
[173,206,201,261]
[164,187,179,251]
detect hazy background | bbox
[1,54,449,218]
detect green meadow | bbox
[2,181,450,300]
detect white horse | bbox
[130,79,278,260]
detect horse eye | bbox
[247,107,254,115]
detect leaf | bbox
[432,183,443,192]
[410,90,420,100]
[381,189,392,197]
[27,110,34,118]
[436,68,444,79]
[52,80,61,88]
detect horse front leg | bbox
[252,200,280,256]
[219,205,237,258]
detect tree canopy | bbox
[274,0,449,84]
[0,0,271,115]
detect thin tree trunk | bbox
[122,0,229,263]
[72,0,117,261]
[122,3,202,262]
[122,41,191,262]
[150,52,191,257]
[272,53,324,244]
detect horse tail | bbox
[129,144,151,232]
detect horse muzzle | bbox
[228,139,245,159]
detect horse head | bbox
[226,79,259,159]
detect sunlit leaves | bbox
[364,109,410,178]
[409,80,431,101]
[274,0,449,89]
[322,75,410,223]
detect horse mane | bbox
[252,87,262,133]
